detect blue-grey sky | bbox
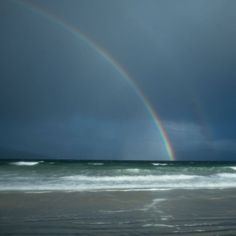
[0,0,236,160]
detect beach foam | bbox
[1,173,236,191]
[88,162,104,166]
[10,161,43,166]
[152,163,168,166]
[2,162,236,191]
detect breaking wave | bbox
[1,173,236,191]
[87,162,104,166]
[10,161,43,166]
[1,162,236,192]
[152,163,168,166]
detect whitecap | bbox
[61,174,197,182]
[216,173,236,178]
[10,161,42,166]
[143,224,175,228]
[152,163,168,166]
[125,168,140,173]
[3,171,236,192]
[88,162,104,166]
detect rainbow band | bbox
[14,0,176,161]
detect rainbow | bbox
[13,0,176,161]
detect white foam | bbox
[142,198,167,211]
[61,174,196,182]
[143,224,175,228]
[2,172,236,192]
[125,168,140,173]
[88,162,104,166]
[229,166,236,171]
[24,191,52,194]
[10,161,42,166]
[152,163,168,166]
[216,173,236,178]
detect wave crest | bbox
[10,161,43,166]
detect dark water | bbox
[0,161,236,235]
[1,190,236,235]
[1,161,236,191]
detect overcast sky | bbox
[0,0,236,160]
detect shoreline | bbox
[1,189,236,235]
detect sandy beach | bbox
[1,189,236,235]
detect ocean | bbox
[1,161,236,235]
[1,161,236,191]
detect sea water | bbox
[1,161,236,191]
[1,161,236,235]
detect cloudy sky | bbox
[0,0,236,160]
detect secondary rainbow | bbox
[14,0,176,161]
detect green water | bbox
[0,161,236,191]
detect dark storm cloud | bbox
[0,116,166,160]
[0,0,236,160]
[0,0,149,122]
[39,0,236,123]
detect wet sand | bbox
[0,189,236,235]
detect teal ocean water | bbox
[1,161,236,235]
[1,161,236,192]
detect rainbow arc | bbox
[13,0,176,161]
